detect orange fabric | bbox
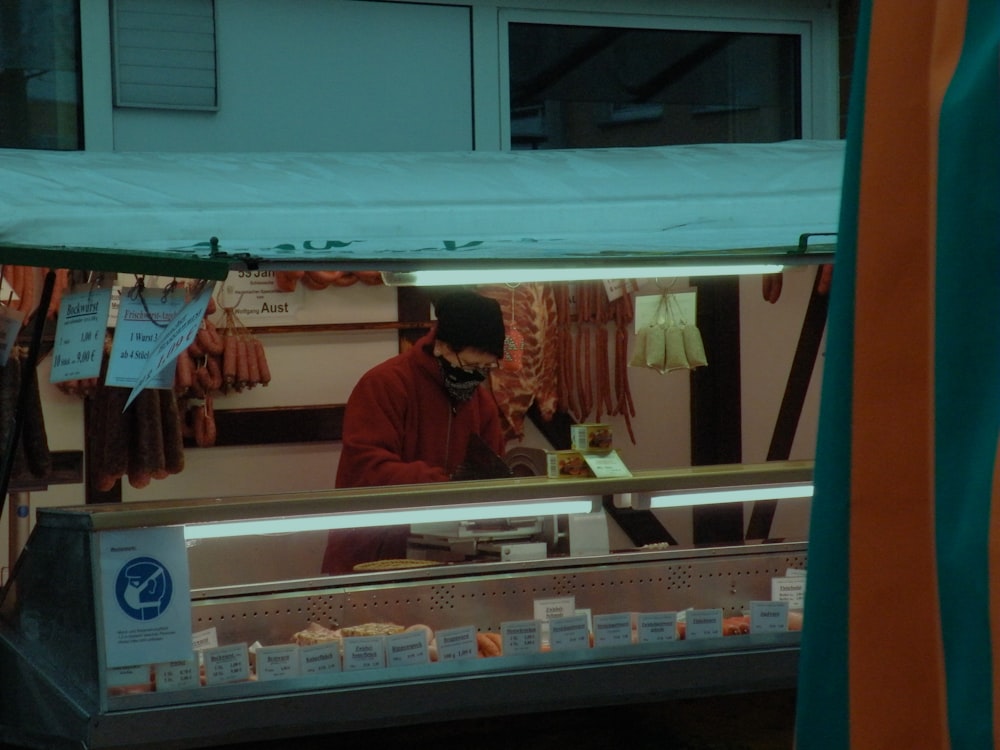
[992,436,1000,746]
[848,1,965,746]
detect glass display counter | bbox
[0,463,810,749]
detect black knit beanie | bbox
[433,291,506,358]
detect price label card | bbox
[436,626,478,662]
[256,644,301,681]
[0,307,24,366]
[549,614,590,651]
[501,620,542,656]
[637,612,677,643]
[106,288,186,390]
[771,576,806,609]
[343,636,386,671]
[685,609,723,640]
[203,643,250,685]
[581,450,633,478]
[124,282,214,409]
[192,627,219,652]
[387,630,430,667]
[750,600,789,634]
[106,664,151,688]
[50,288,111,383]
[154,656,200,692]
[300,642,341,675]
[593,613,633,647]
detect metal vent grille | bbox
[112,0,217,110]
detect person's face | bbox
[436,343,499,376]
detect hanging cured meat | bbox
[554,281,637,444]
[478,283,559,442]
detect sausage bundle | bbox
[0,347,52,482]
[87,352,186,491]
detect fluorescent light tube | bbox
[183,497,596,541]
[646,483,813,509]
[381,264,783,286]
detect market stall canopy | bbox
[0,139,844,281]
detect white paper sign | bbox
[106,288,186,390]
[106,664,151,688]
[124,282,214,409]
[593,613,633,647]
[771,576,806,609]
[203,643,250,685]
[581,450,632,478]
[154,656,200,691]
[299,641,341,675]
[501,620,542,655]
[50,288,111,383]
[256,644,301,681]
[99,527,193,668]
[343,636,386,671]
[549,613,590,651]
[637,612,677,643]
[222,269,304,324]
[685,609,723,640]
[192,627,219,652]
[436,626,478,662]
[387,630,430,667]
[750,600,790,634]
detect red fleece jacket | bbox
[334,329,505,488]
[323,330,505,573]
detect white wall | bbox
[112,0,474,152]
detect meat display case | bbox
[0,462,810,750]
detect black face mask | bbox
[437,357,487,403]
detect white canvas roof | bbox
[0,139,843,279]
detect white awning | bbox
[0,139,843,279]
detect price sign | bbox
[203,643,250,685]
[50,288,112,383]
[154,656,200,692]
[106,288,186,391]
[436,626,478,662]
[124,283,214,409]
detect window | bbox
[0,0,82,150]
[507,22,801,150]
[112,0,218,111]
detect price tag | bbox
[593,613,633,647]
[255,644,301,681]
[106,664,151,688]
[549,613,590,651]
[154,656,200,691]
[636,612,677,643]
[106,288,186,391]
[203,643,250,685]
[684,609,723,640]
[343,636,386,671]
[771,575,806,609]
[501,620,542,656]
[0,307,24,366]
[581,450,632,478]
[299,641,341,675]
[386,630,430,667]
[192,627,219,652]
[124,282,214,410]
[50,288,111,383]
[436,626,478,662]
[750,600,790,634]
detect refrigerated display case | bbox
[0,462,810,749]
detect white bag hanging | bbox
[668,293,708,369]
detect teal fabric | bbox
[792,2,872,747]
[795,2,871,750]
[934,1,1000,745]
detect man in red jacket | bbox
[322,290,507,573]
